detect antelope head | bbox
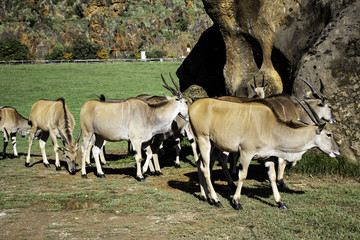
[162,73,189,121]
[300,78,336,124]
[250,74,268,99]
[58,129,82,174]
[294,97,340,158]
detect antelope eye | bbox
[326,133,332,137]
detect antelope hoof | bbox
[97,174,106,178]
[233,202,243,210]
[174,163,181,168]
[199,195,208,203]
[213,201,223,208]
[155,171,163,176]
[136,176,145,182]
[44,163,51,168]
[25,162,30,167]
[81,174,88,179]
[86,163,93,168]
[56,166,61,171]
[277,201,288,209]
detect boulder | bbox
[178,0,359,162]
[293,1,360,162]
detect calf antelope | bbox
[80,76,189,180]
[189,97,339,210]
[25,98,80,174]
[0,106,31,157]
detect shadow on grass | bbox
[168,163,305,208]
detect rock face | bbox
[178,0,359,162]
[0,0,212,58]
[293,1,360,162]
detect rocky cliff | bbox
[177,0,360,162]
[0,0,212,58]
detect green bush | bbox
[0,38,29,61]
[147,47,167,58]
[45,44,71,60]
[71,38,100,59]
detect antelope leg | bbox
[25,126,37,166]
[198,137,222,207]
[233,152,252,210]
[265,161,287,209]
[10,132,18,157]
[92,137,105,178]
[132,141,145,181]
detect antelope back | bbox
[0,106,31,134]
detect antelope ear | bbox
[58,147,65,153]
[162,93,172,100]
[316,123,326,135]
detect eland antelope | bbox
[189,97,340,210]
[140,74,198,172]
[80,76,189,180]
[95,75,198,175]
[25,98,81,174]
[217,79,336,189]
[0,106,31,158]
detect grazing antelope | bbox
[189,97,339,210]
[0,106,31,158]
[80,76,189,180]
[25,98,81,174]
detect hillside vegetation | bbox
[0,0,212,59]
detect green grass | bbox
[288,150,360,177]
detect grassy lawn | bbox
[0,62,359,239]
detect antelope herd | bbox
[0,74,340,210]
